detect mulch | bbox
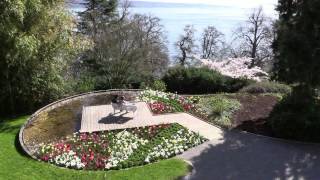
[229,94,279,136]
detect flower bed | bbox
[188,95,241,128]
[139,89,196,114]
[36,123,207,170]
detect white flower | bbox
[105,130,146,169]
[196,57,269,82]
[53,151,84,169]
[145,157,150,163]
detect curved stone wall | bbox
[19,89,141,159]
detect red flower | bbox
[41,155,49,161]
[65,144,71,152]
[89,152,94,160]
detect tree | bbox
[78,0,118,39]
[269,0,320,142]
[175,25,197,66]
[201,26,224,59]
[196,57,269,82]
[0,0,82,116]
[77,2,169,89]
[273,0,320,91]
[234,7,273,67]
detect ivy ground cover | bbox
[37,123,207,170]
[139,89,198,114]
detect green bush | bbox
[239,81,292,94]
[269,90,320,142]
[197,95,241,128]
[162,67,252,94]
[70,75,96,94]
[150,80,167,92]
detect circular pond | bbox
[19,89,207,170]
[19,90,141,159]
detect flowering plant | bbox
[36,124,207,170]
[139,89,195,114]
[145,128,206,163]
[149,102,174,114]
[196,57,269,82]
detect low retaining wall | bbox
[19,89,141,159]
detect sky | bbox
[132,0,278,16]
[132,0,277,7]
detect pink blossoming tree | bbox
[195,56,269,82]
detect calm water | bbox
[68,0,277,57]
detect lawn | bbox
[0,116,190,180]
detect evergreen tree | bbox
[78,0,118,38]
[270,0,320,141]
[273,0,320,95]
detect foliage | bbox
[271,0,320,141]
[69,75,96,94]
[197,57,269,82]
[36,123,206,170]
[195,95,241,128]
[78,0,118,38]
[0,0,84,116]
[269,90,320,142]
[150,80,167,92]
[0,117,190,180]
[162,66,252,94]
[273,0,320,88]
[139,89,195,114]
[239,81,292,94]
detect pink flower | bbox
[80,133,88,141]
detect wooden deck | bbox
[80,102,224,140]
[80,102,160,132]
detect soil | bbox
[230,94,280,136]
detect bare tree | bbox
[234,7,273,67]
[175,25,197,66]
[131,14,169,76]
[201,26,224,59]
[84,11,169,89]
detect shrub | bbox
[269,89,320,142]
[150,80,167,92]
[162,67,252,94]
[225,78,255,93]
[196,95,241,128]
[239,81,292,94]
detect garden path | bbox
[80,102,223,140]
[178,130,320,180]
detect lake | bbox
[68,0,277,57]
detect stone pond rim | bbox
[18,89,142,160]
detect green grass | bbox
[0,116,190,180]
